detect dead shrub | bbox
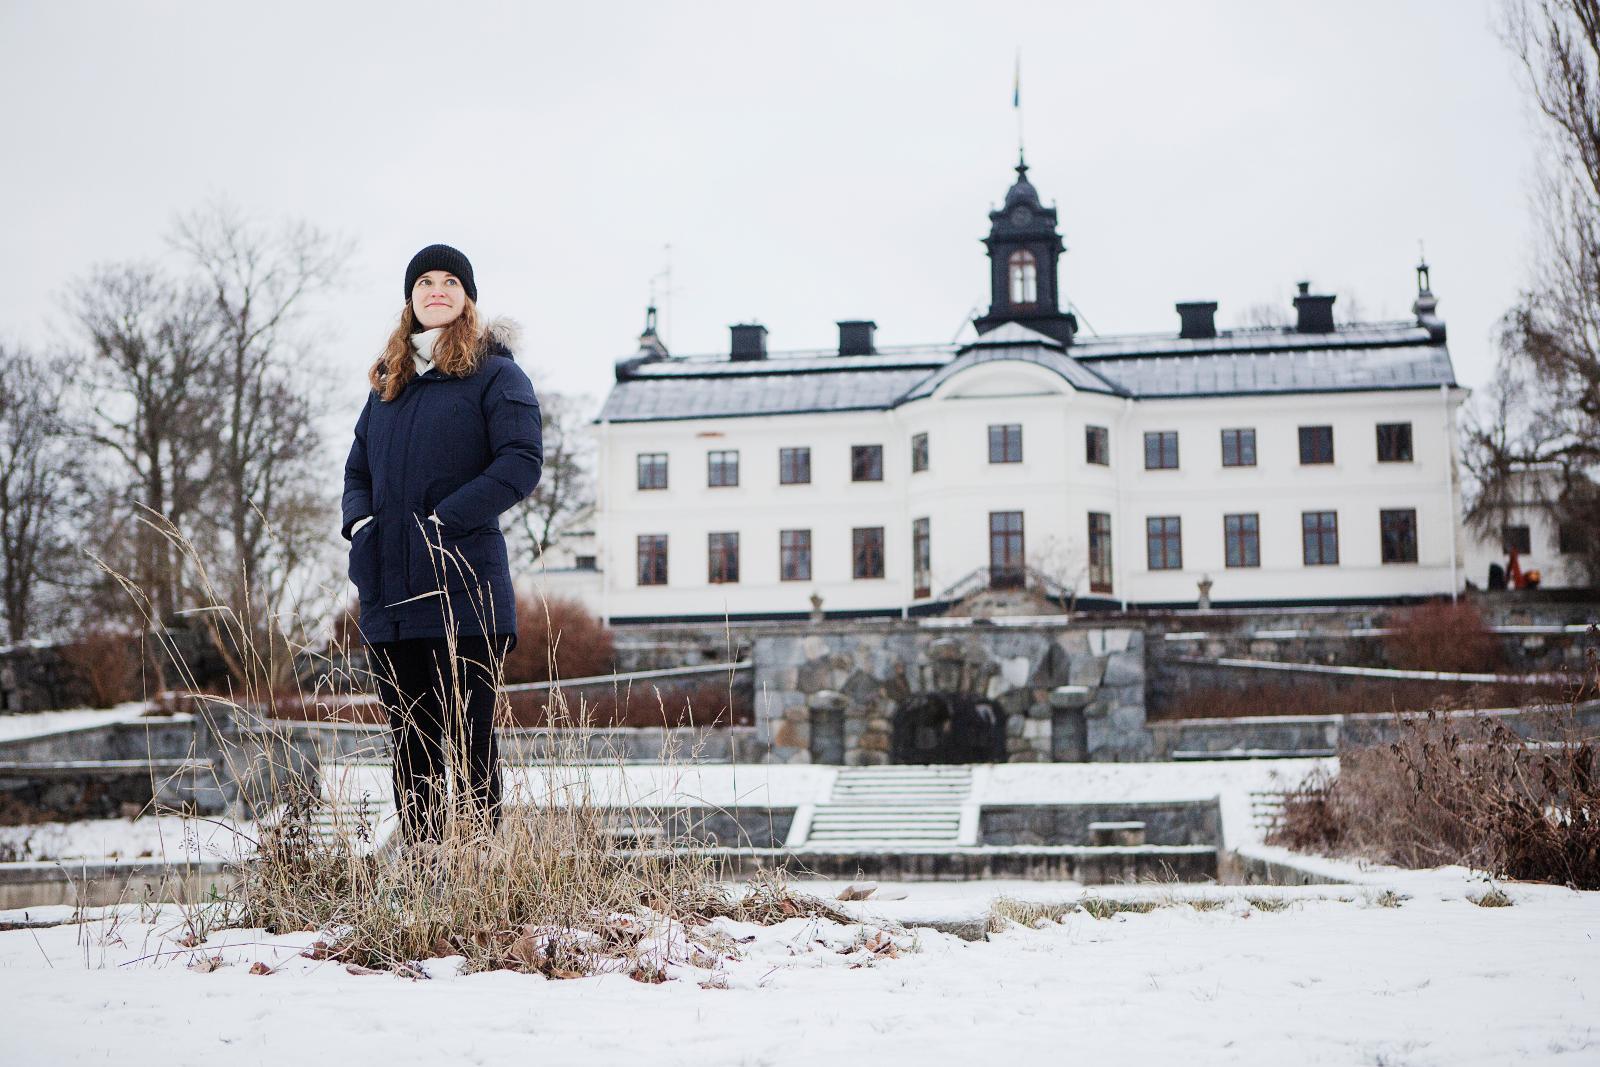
[1382,600,1503,673]
[1270,706,1600,889]
[507,677,748,729]
[57,625,141,707]
[331,598,363,649]
[268,674,750,729]
[502,596,615,685]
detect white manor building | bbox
[591,159,1468,623]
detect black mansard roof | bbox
[596,319,1458,424]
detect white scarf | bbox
[410,327,445,376]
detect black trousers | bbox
[368,634,510,845]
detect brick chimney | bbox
[730,323,768,361]
[1175,301,1218,340]
[837,320,877,356]
[1293,282,1336,333]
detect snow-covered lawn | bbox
[0,703,154,742]
[2,871,1596,1065]
[0,815,252,863]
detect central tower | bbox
[973,155,1077,345]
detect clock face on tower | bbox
[1011,206,1033,226]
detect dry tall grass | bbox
[91,514,856,979]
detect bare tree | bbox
[1025,534,1087,617]
[169,202,349,679]
[1335,292,1368,326]
[509,390,593,566]
[0,344,77,642]
[1236,302,1289,329]
[69,263,220,628]
[1476,0,1600,581]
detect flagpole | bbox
[1013,48,1024,160]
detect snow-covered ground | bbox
[1,868,1595,1065]
[0,758,1328,865]
[0,815,253,863]
[0,703,154,742]
[7,753,1592,1061]
[322,759,1329,840]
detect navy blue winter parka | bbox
[341,318,542,646]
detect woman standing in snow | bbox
[341,244,543,846]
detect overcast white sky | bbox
[2,1,1539,432]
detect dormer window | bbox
[1008,250,1038,305]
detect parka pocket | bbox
[348,519,381,605]
[436,528,494,592]
[409,521,494,597]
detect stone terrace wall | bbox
[1149,700,1600,759]
[753,622,1148,764]
[979,799,1222,846]
[1142,600,1599,719]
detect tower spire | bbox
[637,302,668,358]
[1412,241,1443,338]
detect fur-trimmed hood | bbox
[483,316,522,360]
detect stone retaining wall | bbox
[754,623,1148,764]
[705,845,1217,883]
[1148,700,1600,759]
[655,806,794,848]
[0,717,205,763]
[1144,602,1598,719]
[250,721,761,767]
[979,799,1222,847]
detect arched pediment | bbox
[932,359,1072,401]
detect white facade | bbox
[517,505,605,616]
[592,161,1471,622]
[594,333,1468,622]
[1461,466,1591,590]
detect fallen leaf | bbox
[507,935,542,969]
[249,961,275,976]
[344,964,383,976]
[187,955,223,974]
[836,882,879,902]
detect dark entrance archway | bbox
[890,693,1007,764]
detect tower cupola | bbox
[973,155,1077,345]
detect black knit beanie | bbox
[404,244,477,305]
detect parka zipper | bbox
[398,383,426,598]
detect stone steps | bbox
[803,764,974,846]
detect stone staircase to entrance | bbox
[803,765,973,847]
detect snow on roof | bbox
[1092,343,1456,398]
[597,321,1457,422]
[898,343,1125,401]
[599,366,940,422]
